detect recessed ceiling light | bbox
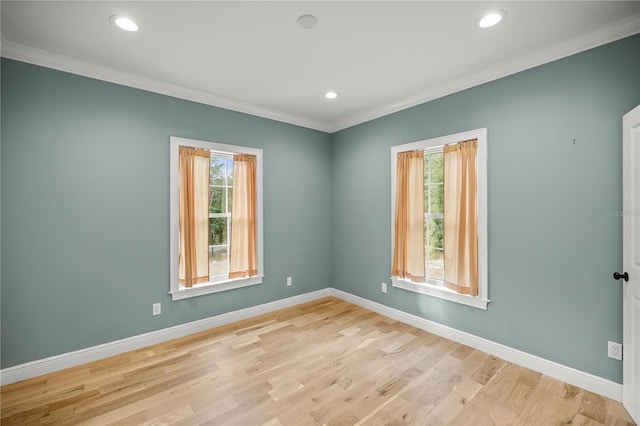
[297,14,318,29]
[111,15,138,32]
[478,11,506,28]
[325,91,338,99]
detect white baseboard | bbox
[329,288,623,403]
[0,289,331,386]
[1,287,623,403]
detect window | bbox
[170,136,263,301]
[209,153,233,280]
[424,149,444,282]
[390,128,488,309]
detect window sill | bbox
[170,275,263,301]
[391,277,489,310]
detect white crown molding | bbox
[330,13,640,132]
[3,13,638,134]
[329,288,623,402]
[0,288,331,386]
[0,40,334,133]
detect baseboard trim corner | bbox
[0,288,331,386]
[329,288,623,403]
[2,287,622,403]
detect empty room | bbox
[1,1,639,425]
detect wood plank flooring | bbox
[1,297,635,425]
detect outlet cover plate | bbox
[153,303,161,316]
[381,282,387,293]
[607,341,622,360]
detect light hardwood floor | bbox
[1,297,636,425]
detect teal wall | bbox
[1,59,332,368]
[2,35,639,383]
[331,34,640,383]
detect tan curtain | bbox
[392,150,425,282]
[178,147,211,288]
[229,154,258,279]
[443,139,478,296]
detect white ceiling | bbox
[2,1,639,132]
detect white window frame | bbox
[390,128,489,310]
[170,136,264,301]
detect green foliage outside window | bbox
[425,152,444,254]
[208,157,233,248]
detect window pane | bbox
[210,157,226,185]
[423,151,445,284]
[209,186,226,213]
[424,181,429,213]
[209,246,228,277]
[227,158,234,212]
[424,154,430,182]
[226,158,234,180]
[424,152,444,213]
[209,217,227,245]
[429,184,443,214]
[428,218,444,250]
[427,249,444,280]
[429,152,443,183]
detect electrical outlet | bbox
[287,276,292,287]
[152,303,161,316]
[608,341,622,360]
[381,282,387,293]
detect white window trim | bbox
[390,128,489,310]
[169,136,264,301]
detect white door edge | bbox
[622,104,640,424]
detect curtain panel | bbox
[392,150,426,282]
[178,146,211,288]
[443,139,479,296]
[229,154,258,279]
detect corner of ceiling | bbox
[329,13,640,133]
